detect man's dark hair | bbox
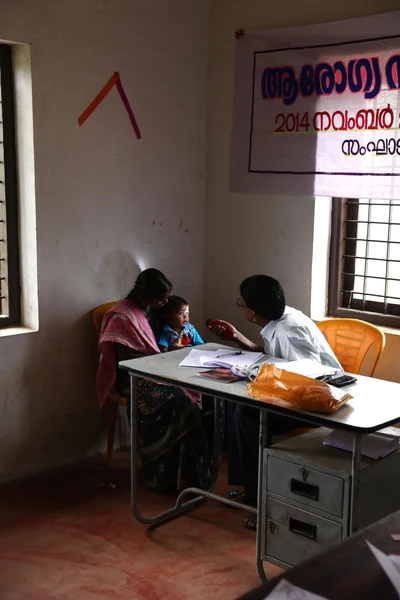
[240,275,285,321]
[127,268,172,300]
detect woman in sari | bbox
[97,268,216,493]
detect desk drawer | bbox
[265,498,342,566]
[267,456,344,517]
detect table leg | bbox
[349,433,362,536]
[130,382,236,525]
[256,410,269,583]
[209,396,222,490]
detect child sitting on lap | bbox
[158,295,204,352]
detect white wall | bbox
[0,0,209,482]
[2,0,400,484]
[204,0,400,378]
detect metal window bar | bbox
[0,44,20,326]
[346,220,400,226]
[346,201,400,206]
[383,200,394,315]
[344,256,400,262]
[342,274,400,283]
[0,107,5,315]
[361,200,372,311]
[341,199,359,309]
[340,198,400,317]
[344,238,400,243]
[342,290,400,300]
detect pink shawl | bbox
[97,298,200,408]
[97,299,160,408]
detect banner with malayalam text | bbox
[230,11,400,199]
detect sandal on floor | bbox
[243,513,257,531]
[226,489,247,508]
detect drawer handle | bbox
[290,478,319,501]
[289,517,317,540]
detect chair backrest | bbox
[316,318,386,377]
[92,301,118,335]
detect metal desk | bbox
[120,342,400,582]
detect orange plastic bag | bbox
[247,364,351,414]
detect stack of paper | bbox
[323,430,400,459]
[179,349,265,369]
[204,350,265,369]
[179,351,340,381]
[282,359,338,378]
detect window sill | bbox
[0,325,38,338]
[313,316,400,336]
[379,325,400,337]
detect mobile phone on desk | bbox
[328,374,357,387]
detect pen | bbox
[216,351,243,358]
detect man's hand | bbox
[207,319,264,353]
[208,319,237,341]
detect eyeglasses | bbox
[236,297,247,308]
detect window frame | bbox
[328,197,400,328]
[0,43,20,328]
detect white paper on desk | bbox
[261,356,289,366]
[280,359,338,378]
[323,430,400,459]
[202,350,264,369]
[264,579,328,599]
[178,349,229,367]
[366,540,400,594]
[179,349,265,369]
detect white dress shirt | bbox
[260,306,341,369]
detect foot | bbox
[226,489,246,503]
[243,513,257,530]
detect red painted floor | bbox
[0,452,283,599]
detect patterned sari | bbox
[97,299,217,492]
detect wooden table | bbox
[237,509,400,599]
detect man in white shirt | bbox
[210,275,341,530]
[260,306,340,367]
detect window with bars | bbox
[0,44,20,328]
[328,197,400,327]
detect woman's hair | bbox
[240,275,285,321]
[160,295,188,317]
[127,268,172,300]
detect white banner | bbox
[230,12,400,199]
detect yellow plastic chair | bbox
[316,318,386,377]
[285,318,385,443]
[93,301,128,465]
